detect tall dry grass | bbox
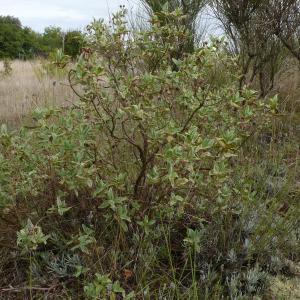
[0,60,78,128]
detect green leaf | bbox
[56,196,71,216]
[200,138,215,150]
[112,281,125,294]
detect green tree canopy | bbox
[64,30,84,58]
[0,16,84,59]
[0,16,24,58]
[42,26,63,52]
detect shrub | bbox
[40,49,70,78]
[0,8,298,299]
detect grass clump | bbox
[0,8,299,299]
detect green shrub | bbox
[39,48,70,78]
[0,8,298,299]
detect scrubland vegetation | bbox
[0,1,300,299]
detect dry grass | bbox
[0,60,78,128]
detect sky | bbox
[1,0,138,32]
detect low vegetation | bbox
[0,3,299,300]
[0,60,77,129]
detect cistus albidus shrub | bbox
[0,8,293,300]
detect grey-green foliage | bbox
[0,7,298,299]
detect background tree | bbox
[21,27,44,58]
[141,0,208,57]
[211,0,284,96]
[211,0,300,96]
[64,30,84,58]
[263,0,300,63]
[42,26,63,53]
[0,17,84,59]
[0,16,24,58]
[42,27,84,58]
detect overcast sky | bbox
[1,0,138,32]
